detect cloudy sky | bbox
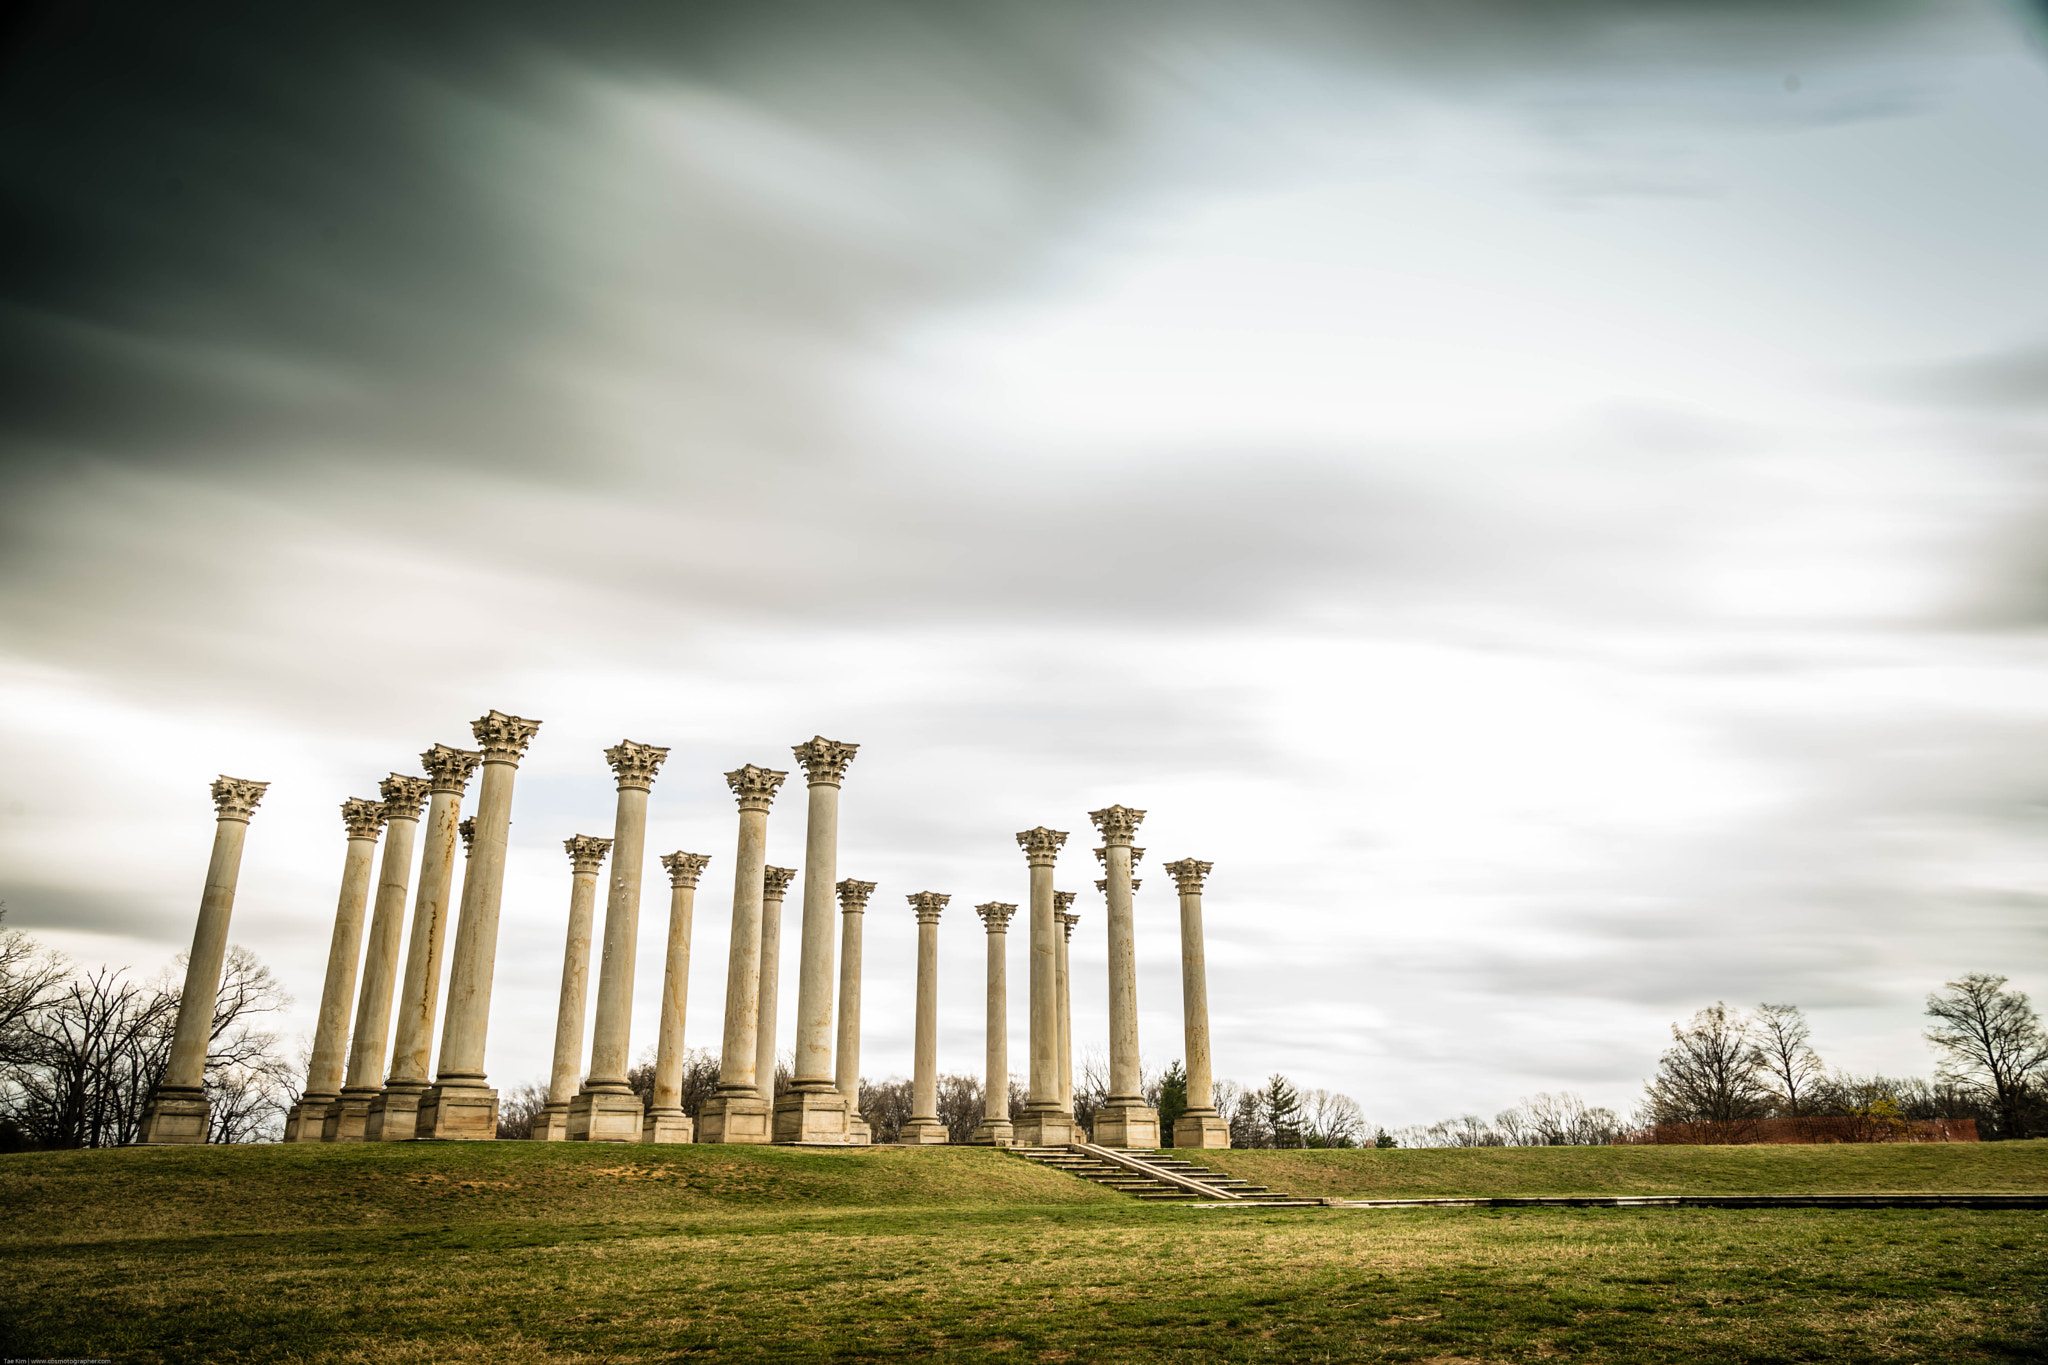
[3,0,2046,1129]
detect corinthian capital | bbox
[341,797,388,840]
[1061,911,1080,941]
[1093,846,1144,868]
[210,776,268,823]
[471,709,542,764]
[420,743,483,794]
[975,901,1017,932]
[1053,890,1077,915]
[837,879,877,912]
[564,834,613,874]
[1095,877,1141,893]
[661,851,712,889]
[725,764,788,812]
[1088,805,1145,846]
[762,866,799,899]
[459,818,477,853]
[1015,826,1068,866]
[907,891,951,923]
[604,739,670,791]
[792,736,859,787]
[379,773,431,820]
[1164,858,1213,893]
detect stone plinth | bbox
[566,1090,645,1143]
[897,1118,949,1144]
[413,1086,499,1141]
[532,1108,570,1142]
[320,1095,374,1143]
[642,1111,694,1144]
[1173,1113,1232,1148]
[696,1093,772,1144]
[138,1093,210,1145]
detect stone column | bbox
[697,763,786,1143]
[775,736,858,1144]
[285,797,388,1142]
[1011,827,1074,1146]
[140,775,269,1144]
[897,892,950,1144]
[532,834,610,1141]
[644,851,711,1144]
[418,709,541,1140]
[753,865,798,1104]
[1089,806,1158,1148]
[568,740,669,1142]
[835,878,877,1143]
[1164,858,1230,1147]
[367,744,479,1140]
[1052,890,1076,1118]
[969,901,1017,1145]
[331,773,430,1141]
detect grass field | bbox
[3,1141,2043,1363]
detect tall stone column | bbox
[644,851,711,1144]
[1011,827,1075,1146]
[331,773,430,1141]
[1089,805,1158,1148]
[753,865,798,1104]
[368,744,479,1140]
[835,878,877,1143]
[898,892,950,1144]
[418,709,542,1140]
[533,834,611,1141]
[1052,890,1076,1117]
[698,763,786,1143]
[568,740,670,1142]
[969,901,1017,1145]
[140,775,269,1144]
[1164,858,1230,1147]
[776,736,858,1144]
[285,797,388,1142]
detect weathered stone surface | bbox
[566,1088,644,1143]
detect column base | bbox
[969,1117,1016,1146]
[1011,1106,1078,1148]
[696,1089,773,1144]
[321,1092,377,1143]
[1173,1111,1232,1149]
[529,1103,570,1141]
[283,1097,336,1143]
[897,1118,950,1145]
[415,1082,499,1141]
[364,1085,422,1141]
[773,1084,851,1144]
[1092,1100,1160,1150]
[641,1109,695,1144]
[847,1114,873,1145]
[567,1089,645,1142]
[138,1090,210,1145]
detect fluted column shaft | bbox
[383,750,475,1093]
[302,802,386,1105]
[341,776,427,1099]
[547,839,609,1110]
[159,779,268,1097]
[754,869,796,1102]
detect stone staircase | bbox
[1014,1143,1317,1205]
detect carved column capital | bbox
[210,776,268,823]
[907,891,951,922]
[837,879,878,913]
[1016,827,1068,866]
[1061,911,1081,942]
[604,739,670,791]
[1088,805,1146,847]
[762,865,799,899]
[725,764,788,812]
[791,736,859,787]
[1164,858,1214,893]
[420,743,483,794]
[471,709,542,764]
[379,773,431,820]
[975,901,1017,932]
[1094,846,1143,868]
[458,817,477,853]
[341,797,388,840]
[1095,876,1141,893]
[661,851,713,889]
[564,834,613,875]
[1053,890,1077,915]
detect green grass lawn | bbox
[2,1141,2043,1363]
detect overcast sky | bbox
[3,0,2046,1129]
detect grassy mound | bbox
[1185,1139,2048,1200]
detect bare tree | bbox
[624,1047,725,1122]
[1209,1077,1244,1129]
[1925,974,2048,1140]
[1071,1050,1108,1136]
[935,1072,983,1144]
[1754,1003,1825,1117]
[496,1080,550,1139]
[0,910,67,1066]
[1521,1091,1621,1145]
[857,1076,912,1143]
[1299,1089,1366,1148]
[1642,1002,1770,1127]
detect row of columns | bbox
[145,724,1226,1152]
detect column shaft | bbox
[1089,806,1158,1148]
[1055,907,1074,1114]
[833,886,869,1137]
[697,762,784,1143]
[289,800,385,1140]
[535,836,607,1141]
[644,851,708,1144]
[912,916,939,1122]
[585,788,648,1088]
[1166,859,1228,1147]
[969,901,1015,1145]
[777,737,857,1144]
[754,872,794,1102]
[334,780,424,1138]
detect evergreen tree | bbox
[1263,1073,1302,1148]
[1157,1059,1188,1145]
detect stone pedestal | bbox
[139,775,268,1145]
[321,1095,375,1143]
[566,1090,645,1143]
[970,899,1016,1147]
[533,1108,570,1142]
[283,1101,333,1143]
[414,1086,499,1141]
[1173,1113,1232,1148]
[772,1087,855,1144]
[700,763,786,1144]
[775,737,859,1146]
[1165,857,1228,1148]
[1089,806,1159,1150]
[644,850,710,1145]
[642,1111,695,1144]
